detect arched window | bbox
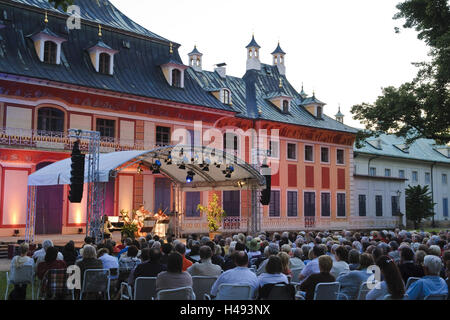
[222,89,231,105]
[172,69,181,87]
[43,41,57,64]
[317,106,323,119]
[99,53,111,75]
[37,107,64,132]
[283,100,289,113]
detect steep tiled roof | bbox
[188,64,358,134]
[0,0,233,112]
[354,133,450,165]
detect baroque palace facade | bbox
[0,0,402,237]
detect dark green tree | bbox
[48,0,74,11]
[352,0,450,146]
[405,185,435,229]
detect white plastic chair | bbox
[424,294,447,300]
[79,269,110,300]
[134,277,157,300]
[156,286,196,300]
[4,265,34,300]
[290,267,303,284]
[192,276,218,300]
[208,284,253,300]
[405,277,420,289]
[356,281,377,300]
[313,282,341,300]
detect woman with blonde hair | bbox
[278,251,291,276]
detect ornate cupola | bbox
[160,42,188,88]
[29,11,66,65]
[335,105,344,123]
[271,41,286,75]
[188,45,203,72]
[300,91,326,119]
[246,34,261,71]
[87,25,118,75]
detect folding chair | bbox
[260,283,296,300]
[156,286,196,300]
[424,294,447,300]
[79,269,110,300]
[4,265,34,300]
[356,281,377,300]
[405,277,420,289]
[206,284,253,300]
[192,276,218,300]
[290,267,303,284]
[313,282,341,300]
[383,293,409,300]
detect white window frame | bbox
[369,167,376,176]
[336,192,347,219]
[425,172,431,184]
[286,189,298,218]
[399,169,405,179]
[302,190,316,218]
[304,144,314,163]
[385,168,391,177]
[320,146,330,164]
[286,142,297,161]
[412,171,418,183]
[268,139,280,160]
[443,173,448,185]
[320,191,331,218]
[336,148,345,165]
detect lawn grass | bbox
[0,271,35,300]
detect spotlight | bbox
[165,152,172,165]
[13,229,19,237]
[223,165,235,179]
[237,180,246,188]
[186,171,195,183]
[78,228,83,234]
[179,163,186,170]
[137,163,143,174]
[152,160,161,174]
[202,164,209,172]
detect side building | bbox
[353,134,450,228]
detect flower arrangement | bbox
[197,193,226,233]
[120,209,138,239]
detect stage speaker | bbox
[260,164,271,206]
[69,140,85,203]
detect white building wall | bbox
[354,154,450,223]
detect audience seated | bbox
[289,248,306,271]
[32,239,64,271]
[62,241,78,267]
[156,252,192,292]
[258,255,289,288]
[331,246,350,278]
[366,256,405,300]
[76,245,103,284]
[210,251,259,299]
[406,255,448,299]
[174,242,193,272]
[37,247,67,280]
[298,245,325,283]
[337,253,374,300]
[187,246,222,277]
[8,243,34,300]
[398,247,425,284]
[131,248,167,284]
[299,255,335,300]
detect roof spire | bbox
[279,78,283,89]
[98,24,102,37]
[169,42,173,54]
[44,11,48,24]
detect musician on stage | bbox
[154,208,169,238]
[134,205,151,237]
[102,215,113,239]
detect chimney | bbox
[214,63,227,78]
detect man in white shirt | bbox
[298,245,325,283]
[210,251,258,299]
[187,246,222,277]
[330,246,350,279]
[32,239,64,271]
[98,248,119,279]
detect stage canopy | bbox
[27,145,266,191]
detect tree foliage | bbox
[197,193,226,232]
[48,0,74,11]
[352,0,450,146]
[405,185,435,229]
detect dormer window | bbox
[317,106,323,119]
[99,53,111,75]
[87,40,118,76]
[282,100,289,113]
[172,68,181,87]
[222,89,231,105]
[29,27,66,65]
[43,41,57,64]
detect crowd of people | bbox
[6,228,450,300]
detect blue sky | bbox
[110,0,429,129]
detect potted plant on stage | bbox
[197,193,226,239]
[120,209,138,239]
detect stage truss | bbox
[25,129,104,244]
